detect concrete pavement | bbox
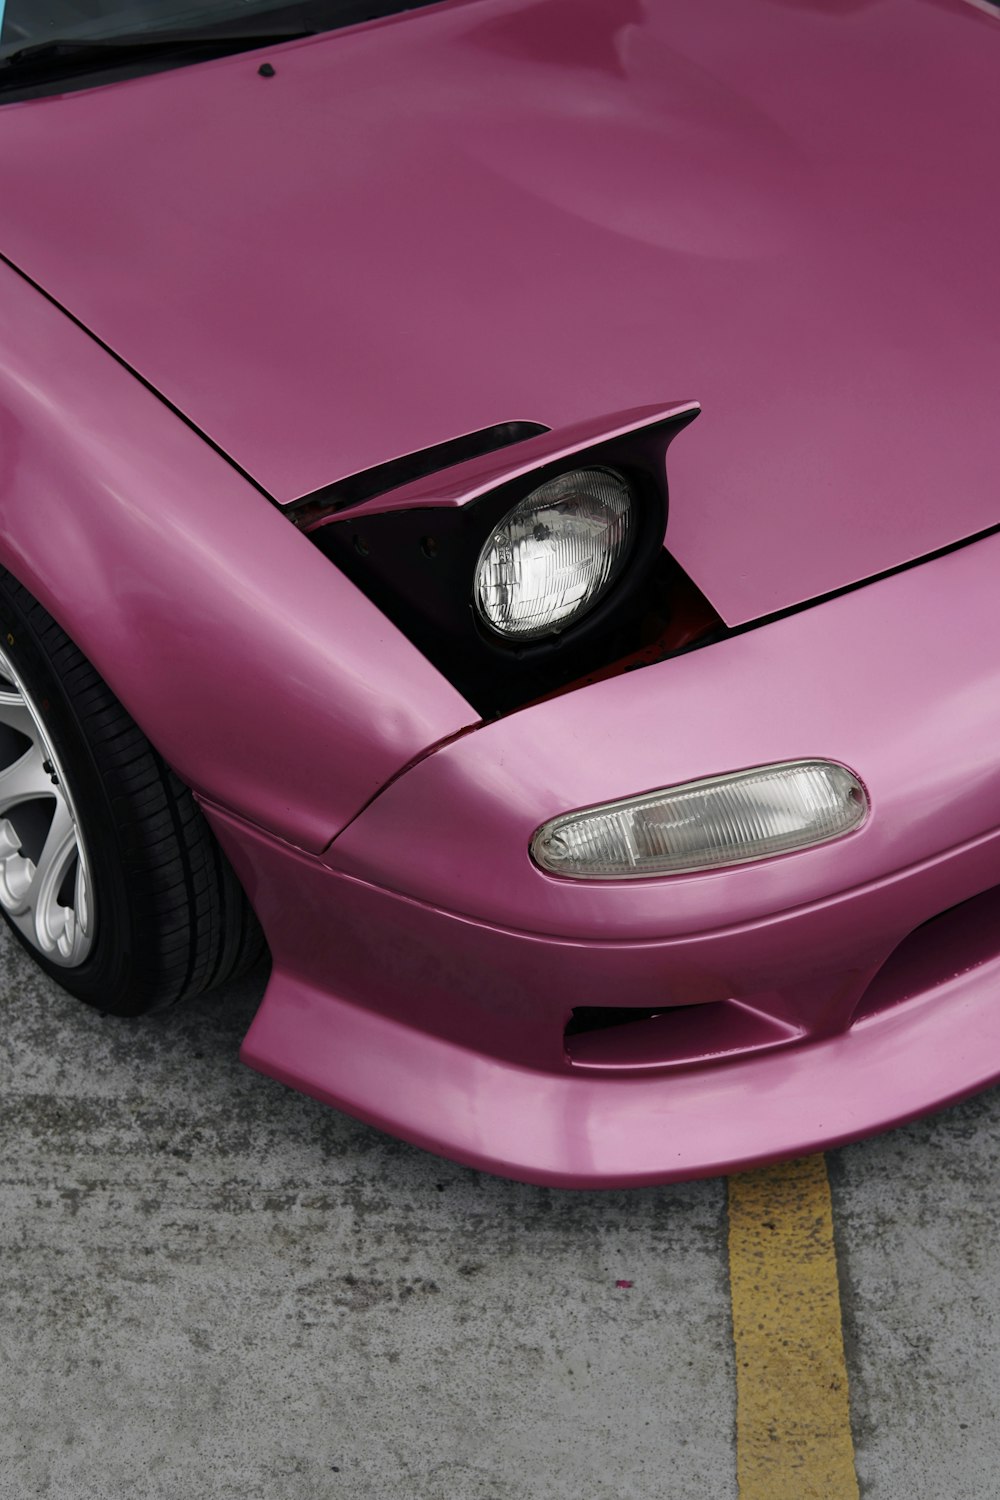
[3,920,999,1498]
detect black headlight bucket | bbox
[297,402,702,717]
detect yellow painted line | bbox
[728,1154,859,1500]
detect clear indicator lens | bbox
[531,761,867,878]
[474,468,633,640]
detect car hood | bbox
[0,0,997,625]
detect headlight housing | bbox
[474,468,634,640]
[302,406,705,717]
[531,761,868,878]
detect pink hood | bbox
[0,0,997,624]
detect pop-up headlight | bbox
[474,468,634,640]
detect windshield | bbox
[0,1,439,68]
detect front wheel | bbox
[0,569,263,1015]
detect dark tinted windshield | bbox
[0,1,435,61]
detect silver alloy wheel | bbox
[0,643,94,967]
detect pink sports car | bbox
[0,0,997,1185]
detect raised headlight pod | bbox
[474,468,634,640]
[531,761,867,879]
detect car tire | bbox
[0,567,264,1015]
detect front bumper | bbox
[206,532,1000,1186]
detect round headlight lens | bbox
[474,468,634,640]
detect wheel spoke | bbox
[0,648,95,968]
[0,826,35,910]
[29,801,79,954]
[0,689,36,740]
[0,743,55,811]
[31,795,74,893]
[75,856,91,938]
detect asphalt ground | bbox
[2,920,999,1499]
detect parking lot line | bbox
[728,1154,859,1499]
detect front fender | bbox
[0,261,474,850]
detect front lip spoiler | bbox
[241,945,1000,1188]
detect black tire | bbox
[0,568,264,1015]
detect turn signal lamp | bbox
[531,761,867,878]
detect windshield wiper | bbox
[0,26,314,84]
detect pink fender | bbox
[0,262,473,850]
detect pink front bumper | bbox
[213,814,1000,1187]
[205,532,1000,1186]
